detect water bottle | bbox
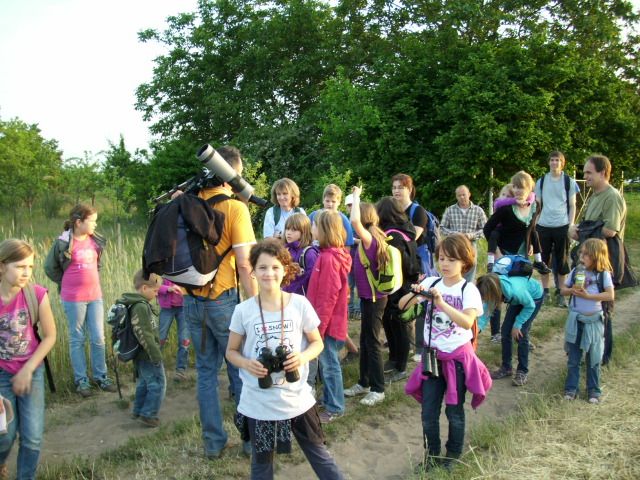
[574,263,586,289]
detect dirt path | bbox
[29,289,640,478]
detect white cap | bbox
[345,194,354,206]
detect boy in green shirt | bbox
[116,270,164,427]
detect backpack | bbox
[23,285,56,392]
[358,237,403,300]
[492,254,533,278]
[143,193,232,290]
[409,202,440,276]
[298,245,318,273]
[568,269,613,322]
[107,302,142,362]
[385,229,421,285]
[538,173,572,218]
[273,205,302,226]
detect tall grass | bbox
[1,216,183,397]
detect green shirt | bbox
[584,185,626,240]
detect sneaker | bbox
[491,366,513,380]
[318,410,343,424]
[529,341,537,351]
[533,261,552,275]
[383,360,396,373]
[413,353,422,363]
[131,412,140,419]
[588,396,600,404]
[97,377,117,393]
[388,370,408,383]
[512,371,528,386]
[77,379,94,398]
[360,391,385,406]
[344,383,370,397]
[139,416,160,428]
[490,333,502,343]
[556,295,568,308]
[174,370,188,382]
[563,391,577,401]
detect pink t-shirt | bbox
[0,285,46,374]
[61,236,102,302]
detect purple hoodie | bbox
[493,191,536,210]
[283,241,319,295]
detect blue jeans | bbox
[501,297,544,373]
[348,272,360,314]
[565,320,602,397]
[133,359,166,419]
[62,299,107,384]
[159,306,190,371]
[184,290,242,455]
[0,366,45,480]
[318,335,345,414]
[421,360,466,456]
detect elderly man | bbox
[440,185,487,281]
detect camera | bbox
[412,286,434,300]
[421,347,439,378]
[256,345,300,389]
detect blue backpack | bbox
[409,202,440,276]
[492,255,533,278]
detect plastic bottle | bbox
[574,263,586,289]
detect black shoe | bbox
[533,261,552,275]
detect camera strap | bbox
[257,292,285,350]
[425,278,443,349]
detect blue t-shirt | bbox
[308,209,354,246]
[565,269,613,314]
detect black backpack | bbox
[143,193,231,289]
[107,302,142,362]
[385,228,421,286]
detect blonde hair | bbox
[323,184,342,201]
[580,238,612,273]
[435,233,476,274]
[360,202,390,268]
[476,273,503,313]
[284,213,313,248]
[499,183,514,198]
[314,210,346,248]
[134,270,162,290]
[270,178,301,208]
[510,171,535,192]
[0,239,34,281]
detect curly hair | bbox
[249,238,300,287]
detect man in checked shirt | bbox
[440,185,488,282]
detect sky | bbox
[1,1,639,162]
[0,0,197,160]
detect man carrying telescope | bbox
[176,145,258,459]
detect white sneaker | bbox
[344,383,370,397]
[413,353,421,362]
[360,391,385,406]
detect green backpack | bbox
[358,236,403,301]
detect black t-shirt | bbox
[406,203,428,247]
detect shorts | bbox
[536,224,570,275]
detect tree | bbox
[0,117,62,226]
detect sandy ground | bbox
[22,289,640,478]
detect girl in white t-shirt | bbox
[226,239,343,479]
[400,234,489,472]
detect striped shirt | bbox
[440,202,487,241]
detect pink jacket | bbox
[157,279,183,309]
[405,342,492,409]
[307,247,352,341]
